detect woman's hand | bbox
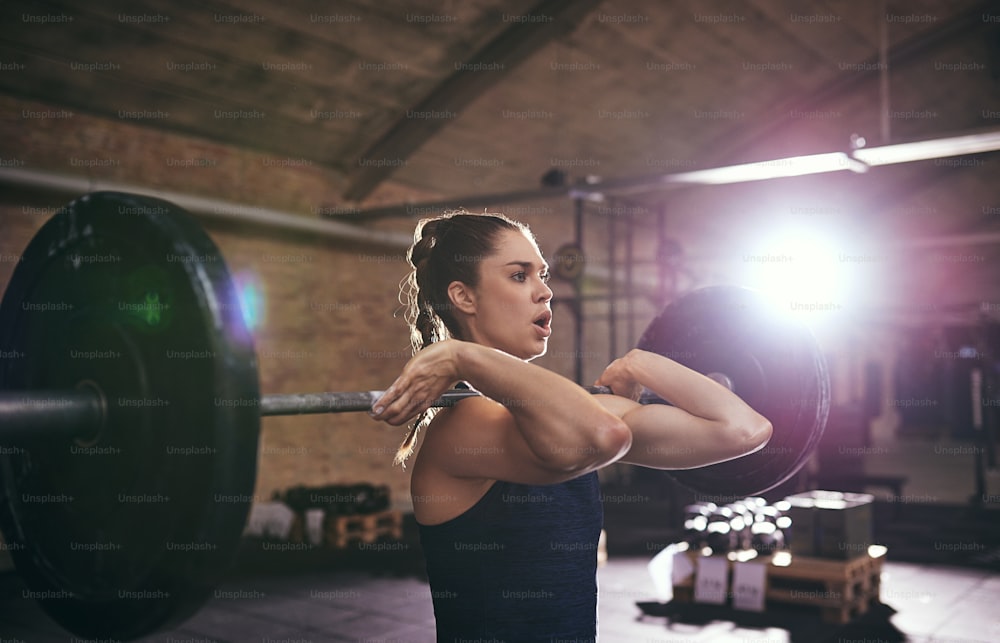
[595,350,644,402]
[370,339,463,426]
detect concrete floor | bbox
[2,430,998,642]
[1,554,998,642]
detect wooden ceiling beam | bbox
[342,0,604,202]
[695,0,996,166]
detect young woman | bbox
[369,211,772,641]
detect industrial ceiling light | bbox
[664,152,868,186]
[341,128,1000,220]
[851,129,1000,166]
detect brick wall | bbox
[1,95,423,511]
[0,95,621,518]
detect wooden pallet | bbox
[326,510,403,549]
[672,549,884,624]
[766,552,882,623]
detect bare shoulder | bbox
[422,394,512,445]
[411,395,512,481]
[410,400,499,525]
[410,393,598,523]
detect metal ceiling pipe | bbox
[889,232,1000,249]
[0,167,414,248]
[0,166,663,289]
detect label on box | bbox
[694,556,728,604]
[305,508,324,546]
[244,502,295,539]
[732,561,767,611]
[672,548,695,585]
[646,543,693,601]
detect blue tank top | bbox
[417,472,602,642]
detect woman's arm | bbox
[595,349,772,469]
[370,339,631,481]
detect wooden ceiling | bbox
[2,0,999,320]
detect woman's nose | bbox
[537,280,553,302]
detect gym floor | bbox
[1,551,997,642]
[1,434,998,642]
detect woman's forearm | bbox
[457,342,631,470]
[625,349,769,430]
[607,349,772,468]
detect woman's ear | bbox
[447,280,477,316]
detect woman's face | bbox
[455,229,553,360]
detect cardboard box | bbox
[784,490,873,559]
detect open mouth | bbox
[533,310,552,332]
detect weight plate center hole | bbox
[74,379,107,448]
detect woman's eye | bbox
[512,272,526,282]
[540,271,551,283]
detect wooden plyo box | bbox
[765,550,884,623]
[785,490,875,559]
[672,548,885,624]
[289,509,404,549]
[326,509,403,549]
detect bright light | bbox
[740,225,848,319]
[727,549,758,562]
[868,544,888,559]
[771,551,792,567]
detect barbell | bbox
[0,191,829,640]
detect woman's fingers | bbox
[371,384,408,423]
[371,380,439,425]
[370,339,463,425]
[370,386,394,416]
[595,369,641,401]
[371,363,457,424]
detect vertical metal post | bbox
[625,210,635,347]
[879,0,891,144]
[971,367,985,506]
[656,204,667,305]
[574,197,585,385]
[607,199,617,362]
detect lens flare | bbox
[232,272,262,331]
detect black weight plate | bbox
[0,192,260,639]
[637,286,830,500]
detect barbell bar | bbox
[0,385,676,435]
[0,192,829,640]
[0,388,106,442]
